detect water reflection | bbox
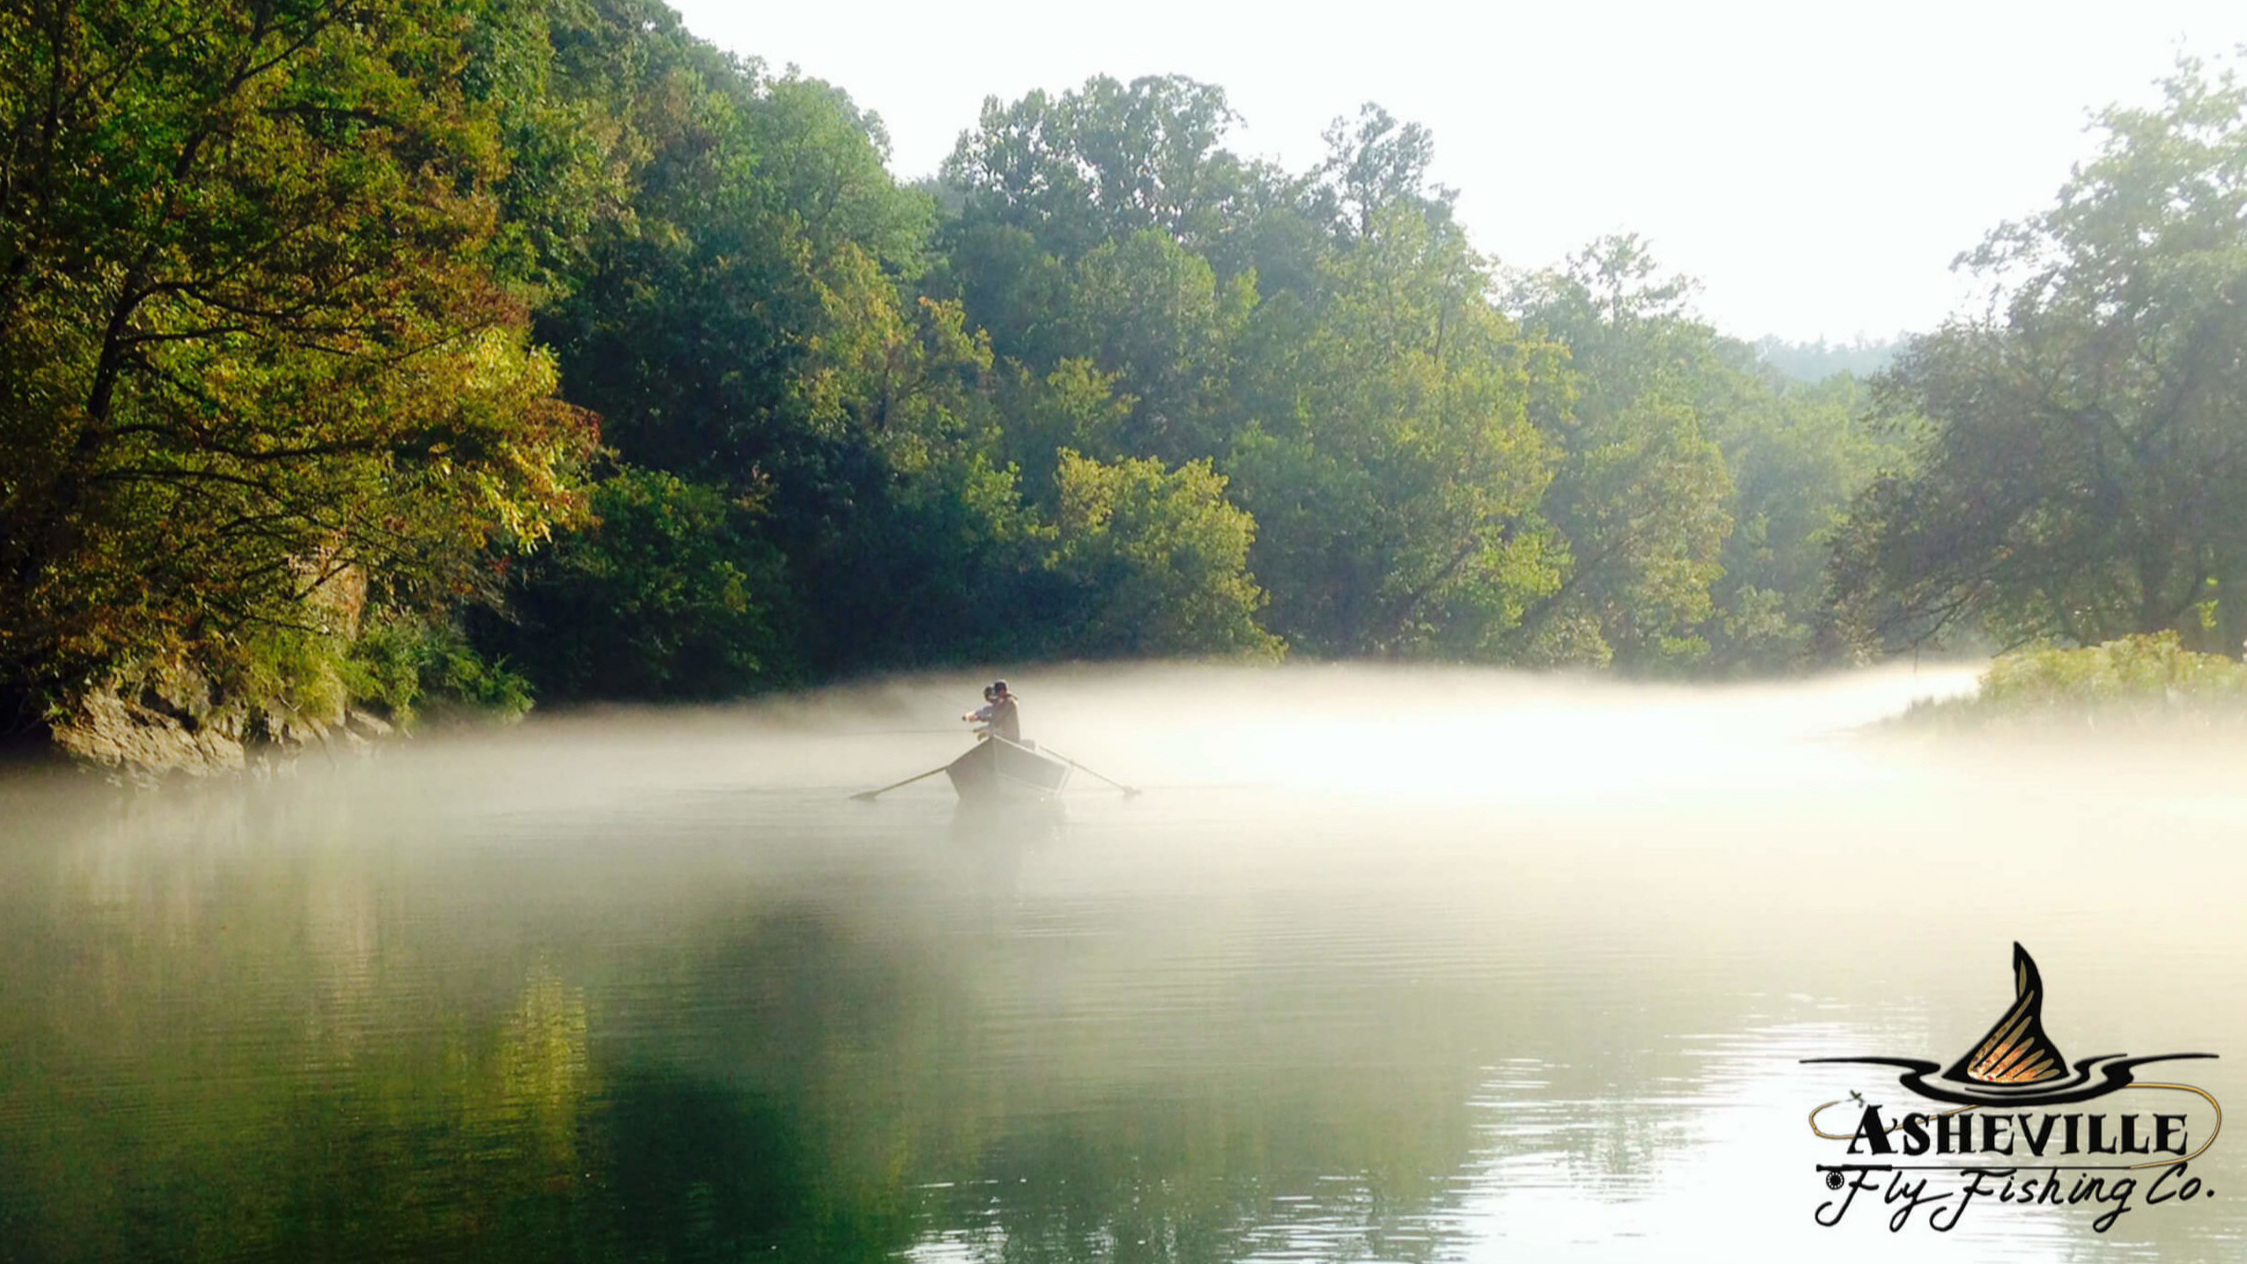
[1,667,2243,1261]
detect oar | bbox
[1032,743,1141,798]
[851,761,952,801]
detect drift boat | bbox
[945,735,1071,803]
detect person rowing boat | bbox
[854,678,1137,801]
[946,679,1064,802]
[961,679,1020,742]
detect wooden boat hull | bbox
[946,737,1071,803]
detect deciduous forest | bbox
[3,0,2243,757]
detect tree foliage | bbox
[1507,237,1900,672]
[28,0,2174,752]
[1831,59,2247,657]
[474,466,790,700]
[0,0,596,734]
[1508,239,1732,667]
[1042,450,1280,658]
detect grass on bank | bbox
[1901,631,2247,730]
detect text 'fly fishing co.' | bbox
[1802,944,2221,1234]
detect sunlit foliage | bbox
[0,0,596,736]
[17,0,2154,756]
[1044,450,1282,659]
[1903,631,2247,729]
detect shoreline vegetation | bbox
[1898,634,2247,733]
[4,4,2244,776]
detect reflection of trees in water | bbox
[0,958,604,1261]
[1452,980,1805,1195]
[253,973,594,1259]
[901,1004,1738,1263]
[601,1068,915,1262]
[0,797,1717,1264]
[911,1094,1467,1264]
[0,779,1966,1263]
[0,781,606,1261]
[586,897,1486,1264]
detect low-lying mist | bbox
[348,659,1986,801]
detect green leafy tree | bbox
[995,358,1138,502]
[1041,450,1280,658]
[1704,372,1900,671]
[462,0,632,304]
[946,80,1563,662]
[939,81,1267,469]
[942,75,1252,262]
[1754,335,1903,383]
[533,39,931,483]
[479,467,791,700]
[1230,202,1560,658]
[1509,237,1892,673]
[525,16,1044,675]
[1054,230,1252,461]
[0,0,594,730]
[1830,59,2247,656]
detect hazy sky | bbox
[669,2,2247,342]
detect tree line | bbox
[3,0,2241,747]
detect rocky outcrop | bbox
[46,657,390,780]
[49,683,247,777]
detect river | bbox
[2,664,2243,1262]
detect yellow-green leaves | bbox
[1048,450,1282,659]
[0,0,593,721]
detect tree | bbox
[0,0,595,730]
[1229,203,1560,658]
[533,40,934,485]
[941,75,1252,262]
[1041,450,1280,658]
[1704,371,1900,671]
[1507,238,1733,668]
[1830,59,2247,656]
[477,467,791,700]
[1054,230,1251,461]
[524,19,1051,675]
[1316,104,1448,243]
[1753,335,1904,383]
[944,80,1564,661]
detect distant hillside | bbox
[1754,335,1906,382]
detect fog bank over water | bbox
[6,664,2247,1262]
[391,661,1987,804]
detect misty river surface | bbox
[5,666,2247,1263]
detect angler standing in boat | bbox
[963,680,1021,742]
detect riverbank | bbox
[1896,633,2247,732]
[21,657,1981,783]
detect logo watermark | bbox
[1802,943,2220,1233]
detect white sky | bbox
[669,1,2247,342]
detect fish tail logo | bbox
[1954,943,2067,1086]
